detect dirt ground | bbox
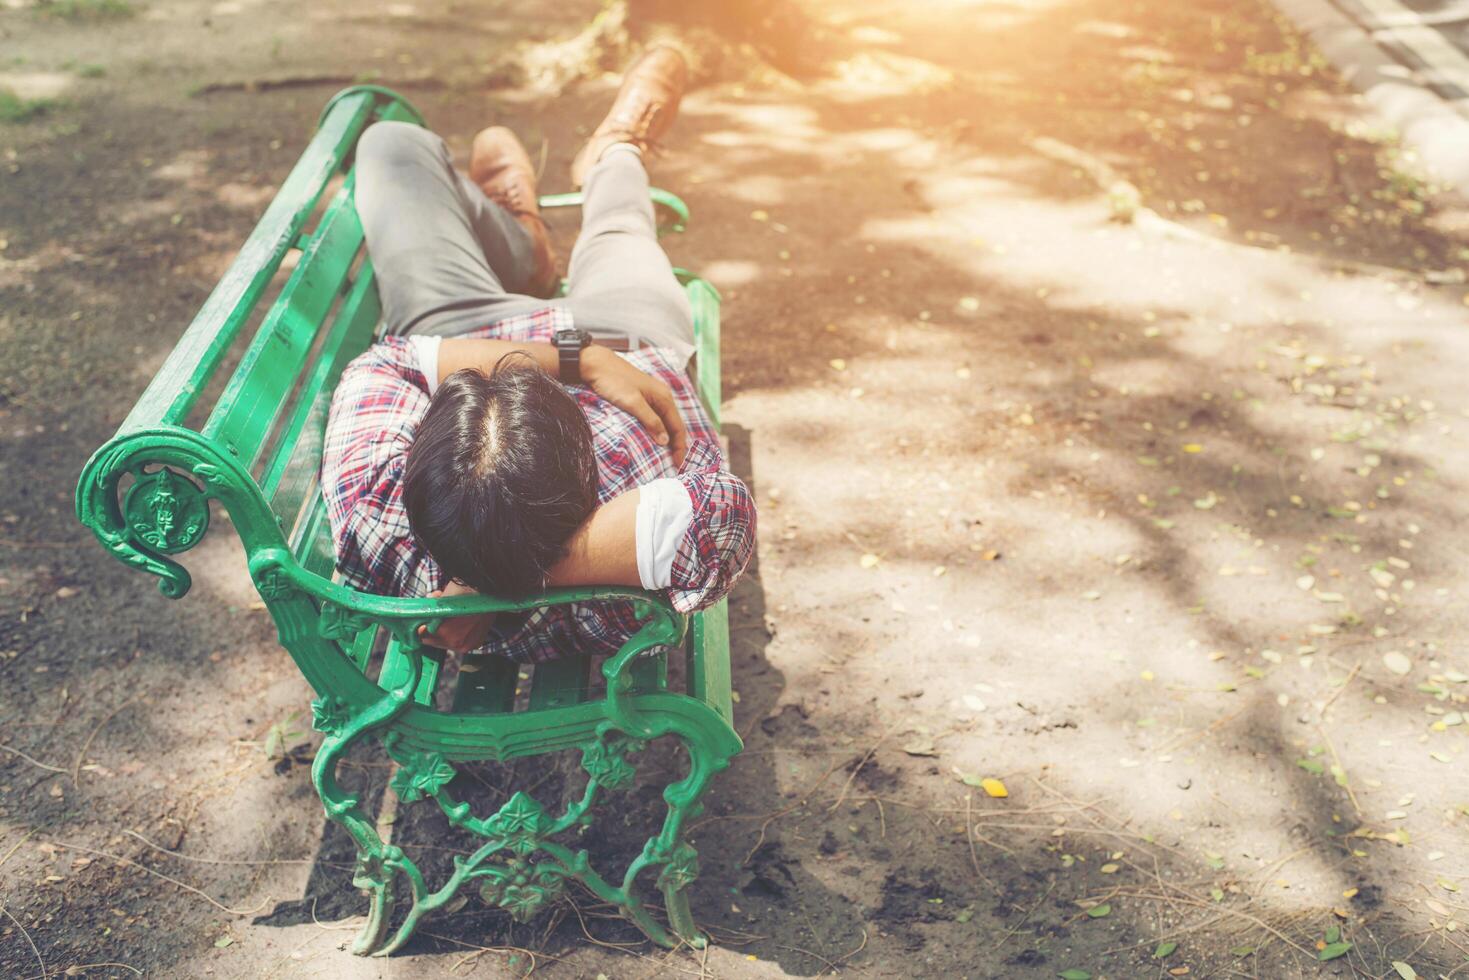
[4,0,1469,976]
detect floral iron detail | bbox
[656,842,700,892]
[255,569,297,601]
[475,857,567,922]
[485,792,551,857]
[123,468,209,554]
[389,750,457,803]
[581,734,644,791]
[310,695,352,737]
[318,601,375,641]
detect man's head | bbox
[403,356,597,596]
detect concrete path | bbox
[1276,0,1469,191]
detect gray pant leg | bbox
[562,146,695,360]
[356,127,692,352]
[354,121,540,337]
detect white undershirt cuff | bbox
[407,335,442,394]
[635,479,694,590]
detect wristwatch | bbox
[553,327,593,384]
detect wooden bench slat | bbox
[378,636,443,707]
[688,599,733,726]
[347,624,378,671]
[374,98,423,127]
[201,181,364,468]
[451,654,519,714]
[628,649,668,694]
[292,498,337,580]
[121,92,375,432]
[261,259,381,521]
[688,277,722,426]
[527,653,591,711]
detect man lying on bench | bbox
[320,48,756,660]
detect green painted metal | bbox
[346,625,379,672]
[202,176,365,468]
[689,597,734,727]
[528,653,591,711]
[260,256,381,513]
[539,187,689,235]
[685,275,722,427]
[317,85,427,130]
[73,87,741,957]
[450,653,519,714]
[122,92,376,433]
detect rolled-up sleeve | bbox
[664,440,757,613]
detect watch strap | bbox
[556,329,590,384]
[558,342,582,384]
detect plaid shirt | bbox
[319,307,756,663]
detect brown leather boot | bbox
[469,126,559,298]
[570,46,688,188]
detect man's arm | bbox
[546,489,642,587]
[424,458,755,652]
[436,339,689,464]
[421,490,641,652]
[435,337,560,383]
[553,443,756,607]
[662,445,757,613]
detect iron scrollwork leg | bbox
[316,692,734,954]
[619,733,731,949]
[308,656,424,957]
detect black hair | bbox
[403,354,598,597]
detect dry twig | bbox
[1106,889,1317,958]
[826,927,869,974]
[1317,724,1363,818]
[39,836,270,915]
[993,881,1054,950]
[0,828,36,871]
[0,903,44,979]
[193,72,444,95]
[825,720,902,814]
[567,897,644,953]
[963,793,997,889]
[1319,662,1362,719]
[775,942,842,973]
[738,754,851,866]
[422,930,545,976]
[123,829,337,867]
[73,694,141,786]
[0,741,66,774]
[21,963,141,980]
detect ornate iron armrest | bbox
[249,549,688,720]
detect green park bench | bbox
[74,85,741,956]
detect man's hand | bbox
[418,581,497,653]
[436,338,689,466]
[583,346,689,466]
